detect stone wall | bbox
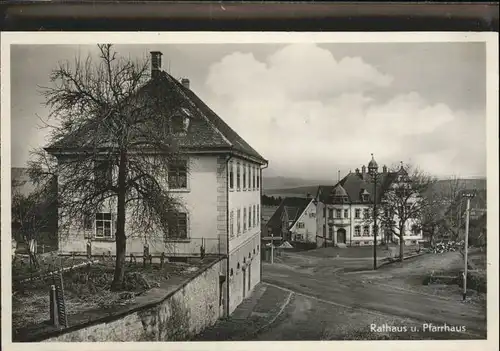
[44,258,226,342]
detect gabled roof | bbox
[45,71,267,164]
[284,206,299,222]
[266,197,313,234]
[316,169,403,205]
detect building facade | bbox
[45,51,267,317]
[316,157,423,248]
[265,197,317,244]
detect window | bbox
[230,211,235,238]
[323,225,326,236]
[257,205,260,225]
[344,209,349,218]
[328,226,333,239]
[236,162,241,190]
[323,207,326,218]
[363,225,370,237]
[94,160,112,188]
[95,213,113,238]
[248,206,252,229]
[253,205,256,227]
[355,209,361,219]
[335,209,342,218]
[243,164,247,190]
[297,222,305,229]
[166,213,188,239]
[229,162,234,189]
[171,114,186,134]
[243,208,247,231]
[328,209,333,218]
[309,212,316,218]
[257,168,260,189]
[296,234,303,241]
[363,209,370,219]
[248,166,252,190]
[168,160,187,189]
[354,226,361,237]
[237,209,241,235]
[253,166,256,189]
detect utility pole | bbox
[462,191,475,300]
[373,175,378,270]
[270,233,274,264]
[368,153,378,270]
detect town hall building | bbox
[315,156,423,248]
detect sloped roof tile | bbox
[45,71,266,164]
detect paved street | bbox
[261,249,486,339]
[195,248,486,340]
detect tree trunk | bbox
[111,151,128,291]
[430,226,437,248]
[399,226,405,262]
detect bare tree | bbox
[376,163,437,262]
[437,176,469,241]
[11,178,56,269]
[29,44,185,290]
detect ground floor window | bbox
[165,212,188,240]
[363,225,370,237]
[354,226,361,237]
[95,213,113,238]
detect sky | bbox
[9,42,487,180]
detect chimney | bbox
[361,165,366,177]
[181,78,190,89]
[355,168,360,175]
[382,165,387,174]
[150,51,163,78]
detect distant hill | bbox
[262,175,332,190]
[263,176,487,199]
[263,185,324,198]
[430,178,487,195]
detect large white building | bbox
[46,51,268,316]
[315,157,423,248]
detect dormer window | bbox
[171,114,188,134]
[170,108,191,134]
[360,189,370,202]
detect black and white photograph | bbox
[1,32,498,349]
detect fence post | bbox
[49,284,59,327]
[86,241,92,259]
[160,252,165,268]
[143,245,149,268]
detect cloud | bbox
[203,43,484,179]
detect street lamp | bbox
[368,153,379,270]
[462,190,476,300]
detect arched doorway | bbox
[337,228,346,244]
